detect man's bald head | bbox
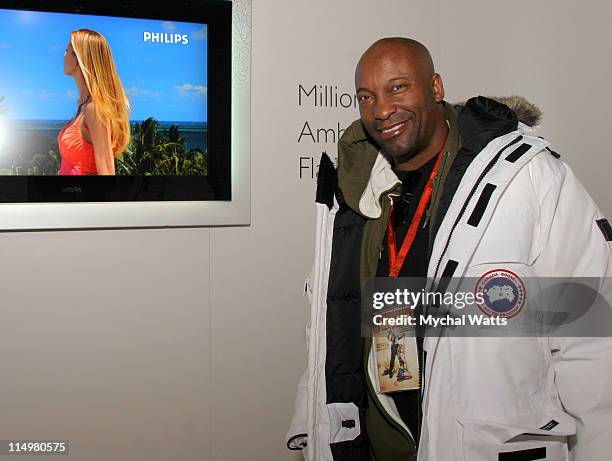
[355,37,447,170]
[357,37,435,82]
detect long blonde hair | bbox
[71,29,130,157]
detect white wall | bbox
[0,1,609,461]
[0,228,213,460]
[438,0,612,216]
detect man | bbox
[287,38,612,460]
[383,326,402,379]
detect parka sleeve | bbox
[285,274,312,456]
[532,155,612,461]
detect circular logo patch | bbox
[475,269,526,318]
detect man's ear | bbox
[432,73,445,103]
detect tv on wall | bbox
[0,0,251,229]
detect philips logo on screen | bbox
[143,32,189,45]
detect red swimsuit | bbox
[57,114,97,175]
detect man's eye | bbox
[392,84,406,91]
[357,94,372,103]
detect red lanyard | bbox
[386,139,447,278]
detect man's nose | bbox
[373,94,397,120]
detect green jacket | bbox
[336,102,460,460]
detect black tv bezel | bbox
[0,0,231,202]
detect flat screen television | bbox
[0,0,251,229]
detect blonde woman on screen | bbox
[58,29,130,175]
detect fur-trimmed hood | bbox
[463,95,542,127]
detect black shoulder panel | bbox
[546,147,561,159]
[316,153,337,209]
[537,137,561,159]
[596,218,612,242]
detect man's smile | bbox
[377,119,411,140]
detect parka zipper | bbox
[430,135,522,282]
[421,135,523,410]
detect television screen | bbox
[0,9,208,176]
[0,0,232,203]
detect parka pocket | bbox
[458,411,575,461]
[327,402,361,444]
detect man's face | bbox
[355,45,444,163]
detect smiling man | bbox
[287,38,612,461]
[355,39,447,171]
